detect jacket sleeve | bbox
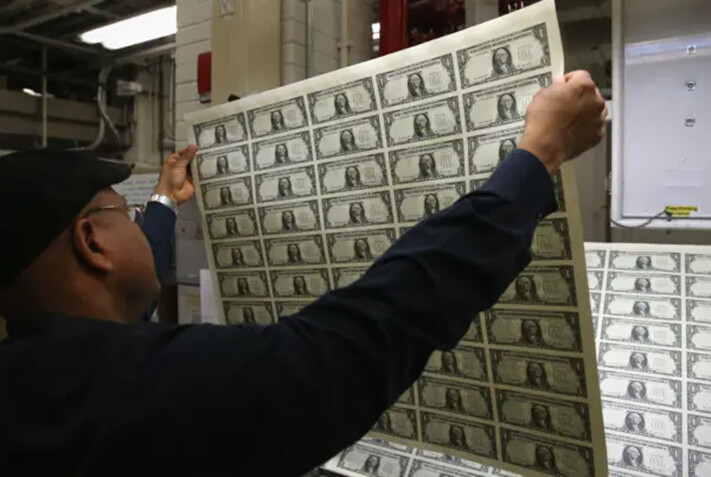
[141,202,176,284]
[128,149,558,475]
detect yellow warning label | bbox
[665,206,699,217]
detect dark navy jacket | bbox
[140,201,177,322]
[0,150,556,476]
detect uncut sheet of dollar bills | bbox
[587,242,711,477]
[185,1,607,475]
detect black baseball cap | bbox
[0,149,132,287]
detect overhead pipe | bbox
[70,66,119,151]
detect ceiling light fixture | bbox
[372,22,380,40]
[79,6,177,50]
[22,88,42,97]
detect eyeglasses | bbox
[84,203,145,226]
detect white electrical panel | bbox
[611,0,711,228]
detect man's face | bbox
[536,447,553,466]
[279,178,290,193]
[443,352,456,369]
[494,48,511,67]
[633,302,649,315]
[632,326,647,340]
[425,195,438,212]
[519,277,533,293]
[215,126,226,142]
[409,74,422,90]
[276,144,287,158]
[450,426,464,441]
[355,239,368,256]
[420,155,434,175]
[283,212,295,228]
[342,130,354,144]
[631,353,645,367]
[346,167,359,183]
[415,115,428,132]
[351,203,364,217]
[500,95,514,113]
[522,320,539,339]
[91,189,159,320]
[532,405,548,424]
[336,94,347,109]
[528,363,544,380]
[625,446,641,463]
[501,140,515,156]
[628,413,642,427]
[629,382,644,396]
[637,256,651,268]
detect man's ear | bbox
[72,218,114,272]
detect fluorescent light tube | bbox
[79,6,177,50]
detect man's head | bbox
[0,150,159,323]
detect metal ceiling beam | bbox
[0,63,97,87]
[6,30,101,55]
[0,0,106,32]
[84,6,120,19]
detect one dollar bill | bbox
[383,97,461,147]
[499,266,577,306]
[606,434,681,477]
[457,24,551,88]
[463,74,552,132]
[500,429,594,477]
[496,389,591,441]
[491,349,586,397]
[376,54,457,108]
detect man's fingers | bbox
[174,144,198,165]
[552,74,566,86]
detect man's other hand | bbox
[520,70,607,174]
[154,145,198,206]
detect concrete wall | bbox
[175,0,213,148]
[282,0,374,85]
[175,0,213,318]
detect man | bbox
[515,275,539,302]
[216,155,230,175]
[627,381,647,400]
[413,113,432,138]
[497,93,518,121]
[0,71,606,475]
[492,47,514,75]
[629,352,648,370]
[419,154,437,179]
[526,362,548,389]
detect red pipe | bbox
[379,0,408,56]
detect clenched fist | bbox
[520,71,607,173]
[154,145,198,206]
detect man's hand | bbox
[154,145,198,206]
[519,71,607,174]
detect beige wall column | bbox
[211,0,282,105]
